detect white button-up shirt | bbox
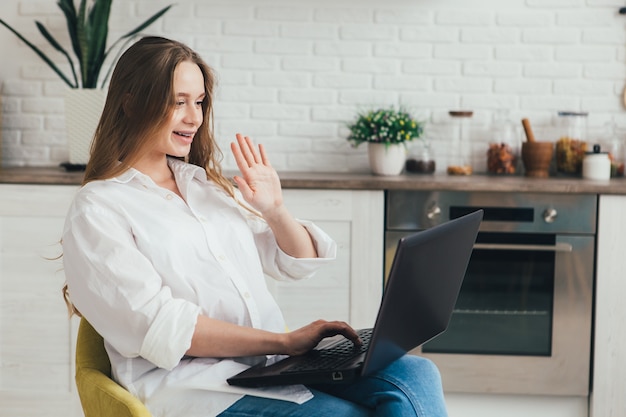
[62,158,337,417]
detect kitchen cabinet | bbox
[266,189,384,329]
[591,195,626,417]
[4,180,624,417]
[0,184,384,417]
[0,184,82,417]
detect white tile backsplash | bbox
[2,0,626,172]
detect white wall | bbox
[2,0,626,172]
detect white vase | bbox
[64,89,107,165]
[368,142,406,176]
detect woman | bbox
[62,36,448,417]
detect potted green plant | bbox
[0,0,172,165]
[1,0,172,89]
[347,107,424,175]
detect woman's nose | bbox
[184,104,202,125]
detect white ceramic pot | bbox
[368,142,406,176]
[64,88,106,165]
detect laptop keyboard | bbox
[283,328,373,373]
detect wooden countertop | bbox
[3,166,626,194]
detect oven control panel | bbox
[386,191,596,234]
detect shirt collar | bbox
[106,158,209,185]
[108,166,140,184]
[167,157,210,184]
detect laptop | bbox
[227,209,483,388]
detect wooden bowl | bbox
[522,141,554,178]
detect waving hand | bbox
[231,133,283,216]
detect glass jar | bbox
[602,122,625,177]
[487,109,519,175]
[447,110,473,175]
[556,111,588,176]
[406,140,436,174]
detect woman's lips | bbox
[173,131,194,144]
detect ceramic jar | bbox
[582,144,611,180]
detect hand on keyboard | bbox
[282,329,372,374]
[280,319,362,356]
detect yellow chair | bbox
[75,317,152,417]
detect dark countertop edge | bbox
[0,167,84,185]
[3,166,626,194]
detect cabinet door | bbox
[0,185,82,417]
[265,189,384,330]
[592,195,626,417]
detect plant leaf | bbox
[35,22,79,88]
[57,0,81,71]
[101,4,174,86]
[119,5,173,40]
[99,36,134,89]
[76,0,90,87]
[0,18,76,88]
[84,0,112,88]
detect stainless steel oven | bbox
[385,191,595,396]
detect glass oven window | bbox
[422,232,555,356]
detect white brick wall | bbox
[2,0,626,173]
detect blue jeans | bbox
[218,355,448,417]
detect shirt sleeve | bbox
[62,200,200,371]
[240,206,338,281]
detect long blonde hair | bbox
[84,36,233,193]
[63,36,236,316]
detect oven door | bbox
[384,231,594,396]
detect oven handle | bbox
[473,242,573,252]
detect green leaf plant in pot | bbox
[347,107,424,176]
[0,0,173,166]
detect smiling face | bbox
[140,60,206,163]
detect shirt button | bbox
[217,255,226,261]
[244,292,251,299]
[166,194,174,200]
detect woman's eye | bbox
[176,101,185,106]
[195,101,203,106]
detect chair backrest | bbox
[75,318,152,417]
[76,318,112,375]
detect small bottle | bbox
[582,144,611,180]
